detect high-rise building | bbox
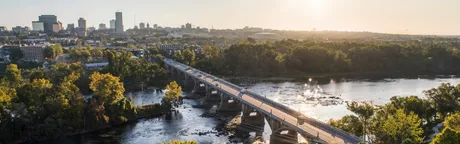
[78,18,86,29]
[38,15,57,33]
[32,21,44,32]
[110,19,116,29]
[99,23,107,30]
[52,22,63,33]
[0,26,6,31]
[139,22,145,29]
[115,12,124,33]
[67,24,75,32]
[186,23,192,29]
[154,24,158,29]
[147,23,150,28]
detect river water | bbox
[48,76,460,144]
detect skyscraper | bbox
[78,18,86,29]
[110,19,116,29]
[67,24,75,32]
[115,12,123,33]
[38,15,57,33]
[139,22,145,29]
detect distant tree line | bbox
[168,39,460,77]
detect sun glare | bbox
[287,0,327,18]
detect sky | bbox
[1,0,460,35]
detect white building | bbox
[32,21,44,32]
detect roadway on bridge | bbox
[166,59,361,144]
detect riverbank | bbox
[220,71,460,83]
[17,104,165,144]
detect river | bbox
[46,76,460,144]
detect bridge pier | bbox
[236,104,265,137]
[267,117,298,144]
[183,75,194,91]
[193,80,206,94]
[217,93,241,112]
[204,85,221,102]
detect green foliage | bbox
[374,109,424,144]
[329,115,363,136]
[89,72,125,105]
[182,49,196,65]
[68,48,92,62]
[180,39,460,77]
[162,81,182,111]
[346,101,374,140]
[22,68,46,82]
[44,44,63,60]
[424,83,460,119]
[431,113,460,144]
[49,62,83,84]
[103,51,167,90]
[3,64,22,88]
[163,140,197,144]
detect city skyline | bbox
[1,0,460,35]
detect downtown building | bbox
[115,12,123,33]
[32,21,44,32]
[38,15,57,33]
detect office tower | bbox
[115,12,123,33]
[139,22,145,29]
[110,19,116,29]
[78,17,86,29]
[32,21,44,32]
[67,23,75,32]
[38,15,57,33]
[99,23,107,30]
[52,21,63,33]
[186,23,192,29]
[147,23,150,28]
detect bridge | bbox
[163,58,361,144]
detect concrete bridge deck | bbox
[164,58,361,144]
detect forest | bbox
[170,39,460,77]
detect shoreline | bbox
[220,71,460,82]
[17,105,165,144]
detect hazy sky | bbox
[1,0,459,35]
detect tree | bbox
[374,109,424,144]
[89,72,125,105]
[162,81,182,111]
[347,101,374,141]
[49,62,82,84]
[424,83,460,119]
[23,68,46,82]
[3,64,22,88]
[329,115,363,136]
[44,44,63,60]
[16,78,53,123]
[172,51,184,63]
[163,140,197,144]
[431,113,460,144]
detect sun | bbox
[287,0,327,18]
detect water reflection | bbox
[245,76,460,122]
